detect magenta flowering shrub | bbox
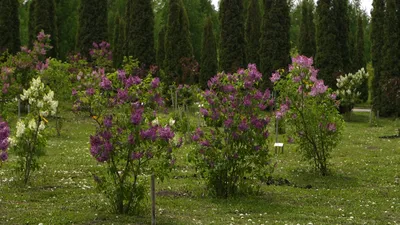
[273,56,343,176]
[89,41,113,70]
[72,62,178,214]
[190,64,274,197]
[0,31,52,117]
[0,118,10,164]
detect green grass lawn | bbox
[0,110,399,225]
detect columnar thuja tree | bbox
[370,0,385,114]
[259,0,291,87]
[164,0,193,84]
[315,0,342,89]
[156,26,166,69]
[244,0,261,66]
[332,0,350,73]
[112,16,125,68]
[191,65,274,197]
[0,0,21,54]
[72,46,179,214]
[381,0,400,116]
[259,0,273,78]
[28,0,36,48]
[354,15,365,71]
[299,0,316,58]
[200,17,218,89]
[354,15,367,102]
[125,0,155,67]
[76,0,108,58]
[219,0,245,73]
[34,0,58,58]
[273,56,343,176]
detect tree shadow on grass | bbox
[287,168,359,190]
[345,112,370,123]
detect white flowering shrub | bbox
[336,68,369,112]
[10,77,58,185]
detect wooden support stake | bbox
[151,173,156,225]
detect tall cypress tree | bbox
[200,17,218,89]
[370,0,385,113]
[125,0,155,67]
[354,15,365,71]
[34,0,58,57]
[219,0,245,73]
[332,0,350,73]
[0,0,21,54]
[245,0,261,65]
[259,0,273,71]
[383,0,400,78]
[156,26,166,68]
[259,0,291,87]
[355,15,367,102]
[56,0,80,60]
[315,0,341,89]
[76,0,108,58]
[28,0,36,47]
[164,0,193,84]
[381,0,400,116]
[299,0,316,58]
[113,16,125,68]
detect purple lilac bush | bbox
[72,48,179,214]
[273,55,343,175]
[190,64,274,197]
[0,118,10,163]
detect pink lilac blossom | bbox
[104,116,113,128]
[270,72,281,83]
[200,108,209,116]
[117,70,126,81]
[158,126,174,140]
[131,152,144,160]
[310,80,328,96]
[117,89,129,103]
[327,123,336,132]
[125,76,142,88]
[130,107,144,125]
[140,126,158,141]
[100,76,112,90]
[86,88,95,96]
[151,77,160,89]
[292,55,313,68]
[224,118,233,128]
[238,119,249,131]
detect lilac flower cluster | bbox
[201,64,273,135]
[90,41,113,62]
[194,64,273,167]
[0,31,52,96]
[140,125,174,142]
[0,118,10,162]
[90,131,113,162]
[274,55,330,120]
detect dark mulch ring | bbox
[379,135,400,139]
[379,128,400,139]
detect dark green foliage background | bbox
[0,0,21,54]
[76,0,108,58]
